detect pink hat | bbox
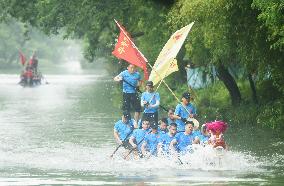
[205,120,228,133]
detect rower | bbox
[113,112,136,150]
[157,123,177,155]
[197,124,210,146]
[170,121,198,154]
[128,118,151,158]
[141,123,161,157]
[158,118,169,134]
[172,92,197,132]
[167,108,176,125]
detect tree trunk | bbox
[248,73,258,104]
[216,64,241,106]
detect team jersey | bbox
[143,132,161,154]
[167,118,176,125]
[175,103,197,131]
[141,92,160,113]
[159,133,176,152]
[192,130,202,138]
[119,70,141,93]
[198,134,210,144]
[158,127,168,134]
[131,129,149,150]
[114,119,135,140]
[175,132,195,152]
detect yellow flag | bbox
[149,22,194,85]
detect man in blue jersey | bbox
[195,124,210,146]
[157,123,177,155]
[113,112,136,149]
[141,81,160,124]
[114,64,142,122]
[170,121,198,154]
[172,92,197,132]
[129,118,150,157]
[141,123,161,157]
[167,108,176,125]
[158,118,169,134]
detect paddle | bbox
[110,128,134,158]
[123,130,152,159]
[121,79,169,112]
[177,157,184,165]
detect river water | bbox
[0,73,283,185]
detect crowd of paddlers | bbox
[18,53,43,87]
[111,64,228,159]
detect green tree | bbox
[168,0,242,105]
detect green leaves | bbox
[252,0,284,51]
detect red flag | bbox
[112,21,149,80]
[19,51,26,66]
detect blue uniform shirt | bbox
[167,118,176,125]
[131,129,149,151]
[198,134,209,144]
[159,133,176,152]
[143,132,161,154]
[192,130,202,138]
[138,119,142,129]
[175,103,197,131]
[141,92,160,113]
[119,70,141,93]
[175,132,195,152]
[114,119,135,140]
[158,127,168,134]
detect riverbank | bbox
[111,78,283,136]
[159,79,283,135]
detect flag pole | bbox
[147,63,171,106]
[114,19,181,104]
[114,20,194,117]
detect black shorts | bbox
[122,92,142,112]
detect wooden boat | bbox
[19,70,43,87]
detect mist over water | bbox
[0,73,283,185]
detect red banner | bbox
[112,21,148,80]
[19,51,26,66]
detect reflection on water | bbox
[0,74,283,185]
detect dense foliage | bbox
[0,0,283,130]
[0,18,76,70]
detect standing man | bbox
[172,92,197,132]
[114,64,142,122]
[141,81,160,125]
